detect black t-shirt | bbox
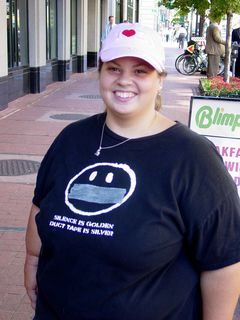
[33,113,240,320]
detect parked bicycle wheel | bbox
[175,53,186,72]
[176,54,198,75]
[183,55,199,74]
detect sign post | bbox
[189,96,240,196]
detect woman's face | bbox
[99,57,162,119]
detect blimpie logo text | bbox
[196,105,240,132]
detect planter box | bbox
[199,77,240,98]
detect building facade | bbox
[0,0,158,110]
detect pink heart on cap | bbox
[122,29,136,37]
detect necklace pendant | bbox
[95,148,101,156]
[94,121,131,157]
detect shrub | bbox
[199,76,240,97]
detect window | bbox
[46,0,57,60]
[127,0,133,23]
[7,0,29,68]
[135,0,139,22]
[115,0,123,24]
[71,0,77,55]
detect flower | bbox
[199,76,240,97]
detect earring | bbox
[157,88,162,96]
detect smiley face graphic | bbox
[65,162,136,216]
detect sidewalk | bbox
[0,43,239,320]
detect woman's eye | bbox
[108,67,120,73]
[135,69,147,75]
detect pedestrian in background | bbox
[24,22,240,320]
[176,25,187,49]
[101,15,116,42]
[164,27,170,42]
[205,19,225,77]
[232,27,240,77]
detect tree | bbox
[161,0,209,35]
[160,0,240,82]
[209,0,240,82]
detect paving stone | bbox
[0,310,14,320]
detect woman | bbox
[25,23,240,320]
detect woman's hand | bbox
[24,254,39,309]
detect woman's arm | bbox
[201,262,240,320]
[24,204,41,310]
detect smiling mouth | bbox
[114,91,136,99]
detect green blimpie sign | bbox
[189,96,240,196]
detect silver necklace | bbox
[95,122,131,156]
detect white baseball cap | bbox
[100,23,165,73]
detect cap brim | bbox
[100,47,165,73]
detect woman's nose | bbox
[117,71,133,86]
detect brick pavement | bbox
[0,44,239,320]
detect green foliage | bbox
[193,0,209,16]
[200,78,212,93]
[209,0,240,20]
[161,0,175,10]
[171,15,184,25]
[162,0,240,18]
[171,17,180,24]
[199,77,240,97]
[162,0,210,16]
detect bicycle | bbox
[175,42,199,74]
[175,43,224,76]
